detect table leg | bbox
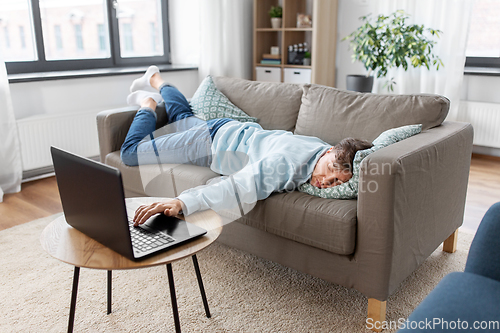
[166,263,181,333]
[192,254,211,318]
[107,270,112,314]
[68,266,80,333]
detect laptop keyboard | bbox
[129,224,175,252]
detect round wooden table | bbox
[40,197,222,333]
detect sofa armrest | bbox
[355,121,474,300]
[96,104,168,163]
[96,106,139,163]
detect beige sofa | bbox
[97,77,473,330]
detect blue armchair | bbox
[398,202,500,332]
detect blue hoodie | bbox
[177,121,330,215]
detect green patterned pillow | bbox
[190,75,258,123]
[298,124,423,199]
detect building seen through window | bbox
[466,0,500,67]
[0,0,169,74]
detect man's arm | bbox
[178,155,293,215]
[134,155,292,222]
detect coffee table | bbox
[40,197,223,333]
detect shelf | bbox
[254,64,312,69]
[256,28,282,32]
[256,28,313,32]
[253,0,338,86]
[283,28,313,32]
[255,64,282,67]
[284,65,312,69]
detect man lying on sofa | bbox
[122,66,372,226]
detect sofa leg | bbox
[367,298,386,332]
[443,229,458,253]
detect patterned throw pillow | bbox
[298,124,423,199]
[190,75,258,123]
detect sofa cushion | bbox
[295,84,449,145]
[298,124,423,199]
[213,76,303,132]
[190,75,258,123]
[236,191,358,255]
[105,152,220,197]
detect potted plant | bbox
[342,10,443,92]
[303,51,311,66]
[269,5,282,29]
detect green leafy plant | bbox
[304,51,311,59]
[342,10,444,91]
[268,5,282,18]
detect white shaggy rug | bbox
[0,214,473,332]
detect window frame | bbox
[5,0,170,74]
[465,57,500,68]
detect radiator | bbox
[458,101,500,148]
[17,109,101,171]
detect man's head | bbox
[310,138,373,189]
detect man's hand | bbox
[133,199,183,226]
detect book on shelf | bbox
[262,53,281,60]
[260,59,281,65]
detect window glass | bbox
[54,25,62,50]
[0,0,38,61]
[39,0,111,61]
[466,0,500,57]
[115,0,163,58]
[97,23,106,51]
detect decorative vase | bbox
[271,17,282,29]
[346,75,374,93]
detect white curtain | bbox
[372,0,474,120]
[0,52,22,202]
[168,0,200,66]
[198,0,253,80]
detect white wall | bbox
[10,70,199,120]
[335,0,374,90]
[462,75,500,103]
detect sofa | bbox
[97,76,473,331]
[398,202,500,333]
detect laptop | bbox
[50,146,207,261]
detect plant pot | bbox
[346,75,374,93]
[303,58,311,66]
[271,18,282,29]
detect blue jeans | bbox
[121,85,232,167]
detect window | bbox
[150,22,157,52]
[74,24,84,51]
[98,24,106,51]
[19,26,26,48]
[4,26,10,48]
[0,0,37,62]
[116,0,163,58]
[1,0,170,74]
[122,23,133,53]
[466,0,500,67]
[54,25,62,50]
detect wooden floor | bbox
[462,154,500,233]
[0,176,63,230]
[0,154,499,232]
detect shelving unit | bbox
[253,0,338,86]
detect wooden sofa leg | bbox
[443,229,458,253]
[367,298,386,332]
